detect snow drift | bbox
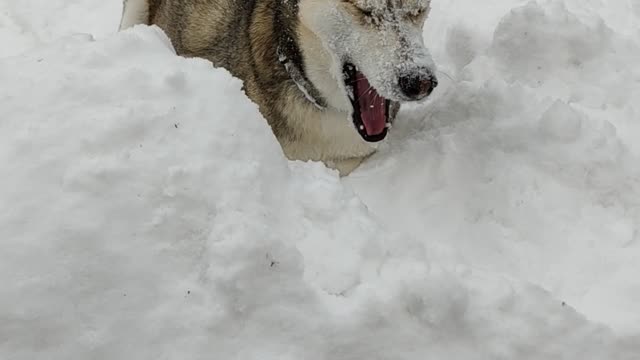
[1,0,640,359]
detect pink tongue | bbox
[355,72,386,136]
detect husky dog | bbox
[120,0,437,175]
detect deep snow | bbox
[1,0,639,359]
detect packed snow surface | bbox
[1,0,639,359]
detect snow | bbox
[1,0,639,359]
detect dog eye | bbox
[358,7,374,18]
[407,8,427,21]
[343,1,378,25]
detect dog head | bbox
[297,0,437,141]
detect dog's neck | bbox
[274,2,327,110]
[277,37,326,110]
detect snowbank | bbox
[0,0,120,57]
[350,0,640,335]
[1,0,639,359]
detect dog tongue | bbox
[355,72,386,136]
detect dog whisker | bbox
[348,77,370,85]
[435,69,455,82]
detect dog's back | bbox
[121,0,319,162]
[120,0,291,131]
[121,0,255,80]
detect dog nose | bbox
[398,71,438,100]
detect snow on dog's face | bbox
[298,0,437,142]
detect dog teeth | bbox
[359,125,365,130]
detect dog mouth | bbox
[343,63,391,142]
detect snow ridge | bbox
[1,0,640,359]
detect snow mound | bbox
[351,0,640,336]
[0,23,635,360]
[0,0,639,359]
[0,0,120,58]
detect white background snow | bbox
[1,0,639,359]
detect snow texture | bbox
[1,0,640,359]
